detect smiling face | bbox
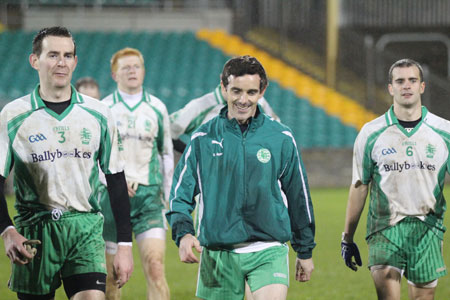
[388,65,425,110]
[112,55,145,94]
[221,74,266,124]
[29,35,77,91]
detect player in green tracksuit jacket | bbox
[166,55,315,300]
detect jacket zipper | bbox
[242,127,248,211]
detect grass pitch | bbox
[1,186,450,299]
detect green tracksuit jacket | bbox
[166,106,315,259]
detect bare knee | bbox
[371,266,402,300]
[138,238,166,281]
[408,280,436,300]
[147,255,165,281]
[71,290,104,300]
[251,284,287,300]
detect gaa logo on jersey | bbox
[80,128,92,145]
[381,147,397,155]
[257,148,271,163]
[28,133,47,143]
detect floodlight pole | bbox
[326,0,340,89]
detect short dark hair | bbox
[75,77,99,91]
[388,58,424,83]
[32,26,76,57]
[221,55,268,91]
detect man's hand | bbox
[113,244,134,288]
[341,241,362,271]
[127,182,138,198]
[179,234,202,263]
[295,258,314,282]
[1,228,34,265]
[23,239,41,263]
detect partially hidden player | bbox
[102,48,172,300]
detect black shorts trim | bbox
[17,291,55,300]
[63,272,106,298]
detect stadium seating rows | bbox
[0,30,358,148]
[4,0,156,5]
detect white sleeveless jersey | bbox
[352,106,450,238]
[170,85,280,139]
[0,85,125,216]
[102,90,174,201]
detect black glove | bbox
[341,240,362,271]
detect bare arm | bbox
[343,181,368,242]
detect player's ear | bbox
[73,55,78,70]
[388,83,394,96]
[259,82,268,97]
[29,53,39,70]
[111,72,117,82]
[420,81,425,94]
[220,80,226,93]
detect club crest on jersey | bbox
[257,148,271,163]
[145,120,151,132]
[80,128,92,145]
[426,144,436,158]
[28,133,47,143]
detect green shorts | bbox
[368,217,447,283]
[9,212,106,295]
[100,183,165,243]
[197,245,289,300]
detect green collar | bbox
[385,105,428,137]
[112,88,150,111]
[219,104,264,128]
[30,84,83,111]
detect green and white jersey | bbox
[103,89,173,201]
[353,106,450,238]
[0,85,125,224]
[170,85,280,139]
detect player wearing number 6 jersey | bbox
[342,58,450,300]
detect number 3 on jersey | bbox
[57,131,66,143]
[406,146,413,156]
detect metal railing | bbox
[231,0,450,118]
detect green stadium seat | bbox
[0,30,357,148]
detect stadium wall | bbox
[22,7,232,32]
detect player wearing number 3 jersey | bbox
[0,26,133,300]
